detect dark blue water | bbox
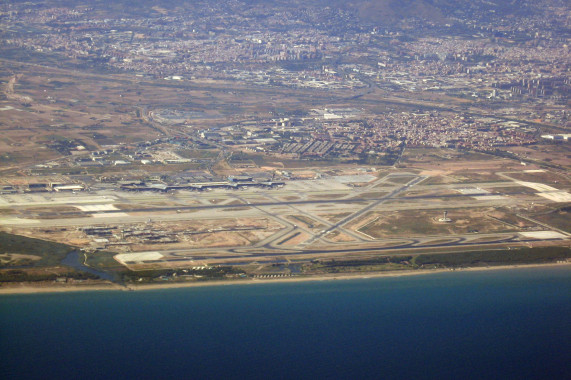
[1,267,570,380]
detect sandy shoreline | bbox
[0,282,125,294]
[1,262,569,295]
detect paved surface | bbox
[1,172,568,267]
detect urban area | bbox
[0,0,569,289]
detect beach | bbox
[1,261,569,294]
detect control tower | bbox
[438,210,452,223]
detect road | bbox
[162,232,558,265]
[1,172,568,270]
[301,175,427,246]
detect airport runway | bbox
[162,232,564,265]
[0,173,567,269]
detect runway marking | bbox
[514,181,558,192]
[536,191,571,202]
[76,204,129,217]
[473,195,506,200]
[76,204,119,212]
[115,251,164,264]
[520,231,568,239]
[0,217,40,225]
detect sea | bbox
[1,266,570,380]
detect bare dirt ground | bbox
[355,208,519,238]
[502,170,571,188]
[509,145,571,168]
[325,231,358,243]
[277,231,311,246]
[6,217,284,252]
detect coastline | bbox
[0,281,125,294]
[1,261,570,295]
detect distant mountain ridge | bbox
[17,0,565,24]
[333,0,560,24]
[243,0,564,25]
[350,0,448,23]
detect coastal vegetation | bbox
[120,266,245,283]
[0,231,75,268]
[0,231,569,288]
[84,250,123,270]
[414,246,571,267]
[304,247,571,274]
[0,269,99,283]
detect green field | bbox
[0,231,75,267]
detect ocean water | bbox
[1,267,570,380]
